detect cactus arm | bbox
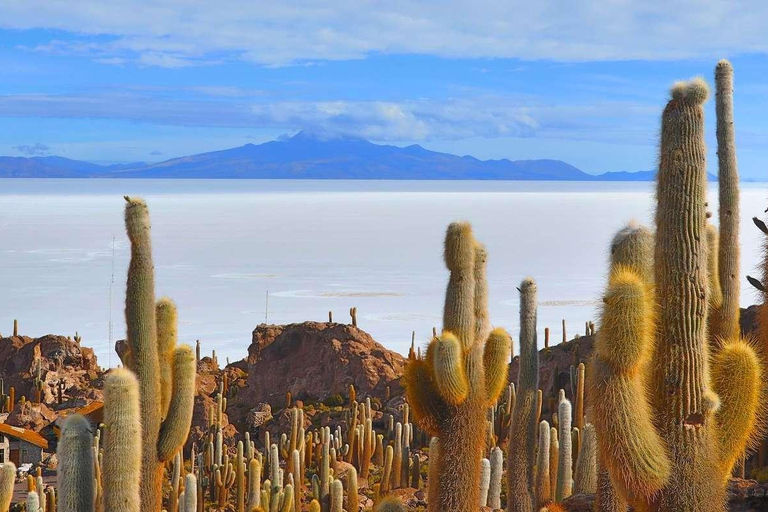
[103,369,141,512]
[590,269,670,502]
[402,359,444,437]
[711,339,763,478]
[430,332,469,405]
[442,222,476,349]
[473,243,491,341]
[483,328,512,404]
[157,345,196,462]
[706,224,724,311]
[155,297,178,419]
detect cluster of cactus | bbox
[591,62,763,512]
[31,59,768,512]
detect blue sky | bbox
[1,2,768,178]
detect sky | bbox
[1,1,768,178]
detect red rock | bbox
[245,322,405,408]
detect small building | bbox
[0,423,48,466]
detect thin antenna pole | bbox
[265,290,269,323]
[108,235,115,368]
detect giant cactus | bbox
[121,197,196,511]
[403,222,511,512]
[590,78,762,511]
[507,278,539,512]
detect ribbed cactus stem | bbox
[0,462,15,512]
[535,421,551,507]
[58,414,94,512]
[479,458,491,507]
[712,59,740,343]
[556,398,573,502]
[507,278,539,512]
[103,369,141,512]
[654,78,725,510]
[574,423,597,494]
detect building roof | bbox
[0,424,48,449]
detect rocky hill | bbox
[245,321,405,407]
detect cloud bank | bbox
[4,1,768,66]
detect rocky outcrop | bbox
[0,334,102,410]
[245,322,406,408]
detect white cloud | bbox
[0,90,655,144]
[3,1,768,66]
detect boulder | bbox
[245,322,405,408]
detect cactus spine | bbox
[507,278,538,512]
[58,414,94,512]
[122,197,196,511]
[592,78,762,512]
[102,369,141,512]
[403,223,511,512]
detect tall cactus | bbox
[403,222,511,512]
[122,197,196,511]
[591,78,762,511]
[507,278,538,512]
[58,415,94,512]
[103,368,141,512]
[710,59,740,345]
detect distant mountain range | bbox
[0,131,715,180]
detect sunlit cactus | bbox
[591,77,763,512]
[121,197,197,511]
[403,222,511,512]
